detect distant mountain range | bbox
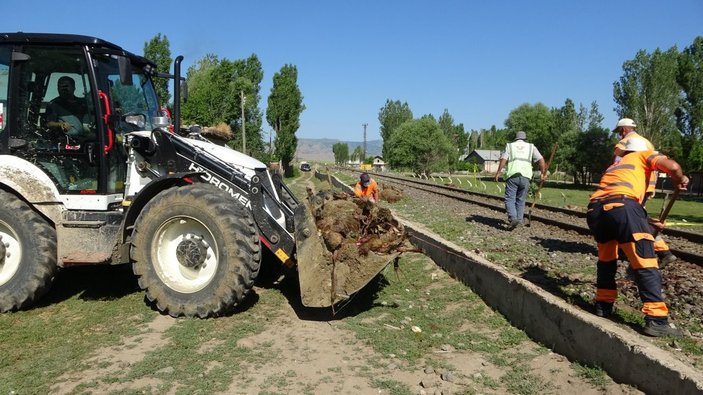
[295,138,382,162]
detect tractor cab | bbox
[0,33,160,210]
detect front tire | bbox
[131,183,261,317]
[0,190,57,312]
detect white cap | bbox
[613,118,636,131]
[623,137,649,152]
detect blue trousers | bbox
[504,175,530,222]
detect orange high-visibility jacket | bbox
[615,132,657,194]
[591,149,666,203]
[354,179,379,200]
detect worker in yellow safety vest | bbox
[494,131,546,230]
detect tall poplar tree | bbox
[267,64,305,176]
[613,47,681,155]
[332,142,349,165]
[143,33,172,107]
[230,55,265,158]
[678,36,703,170]
[437,109,468,171]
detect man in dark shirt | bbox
[45,76,89,137]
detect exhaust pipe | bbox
[173,55,183,134]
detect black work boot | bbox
[643,319,683,337]
[656,250,677,269]
[594,302,614,318]
[507,219,520,230]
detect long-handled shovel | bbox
[652,188,680,238]
[526,143,557,227]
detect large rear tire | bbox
[131,183,261,318]
[0,190,57,312]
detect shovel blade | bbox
[293,204,398,307]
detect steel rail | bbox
[345,170,703,267]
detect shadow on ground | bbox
[465,214,509,230]
[35,263,141,309]
[532,236,596,255]
[255,249,391,322]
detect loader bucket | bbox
[293,202,399,308]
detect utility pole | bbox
[362,123,368,162]
[240,90,246,155]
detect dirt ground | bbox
[50,287,639,395]
[43,172,643,394]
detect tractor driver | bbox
[45,76,90,139]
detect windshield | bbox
[92,53,160,131]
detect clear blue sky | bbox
[5,0,702,142]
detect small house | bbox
[464,150,502,173]
[372,156,385,172]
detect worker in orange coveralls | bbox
[611,118,677,268]
[354,172,380,203]
[586,136,688,337]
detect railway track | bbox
[317,169,703,391]
[363,171,703,267]
[321,170,703,322]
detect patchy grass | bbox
[502,364,553,394]
[369,378,414,395]
[0,170,648,394]
[0,265,152,394]
[571,362,611,389]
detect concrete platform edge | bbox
[397,217,703,394]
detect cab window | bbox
[11,45,99,193]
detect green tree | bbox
[182,54,266,160]
[229,55,265,158]
[678,36,703,170]
[181,54,229,126]
[332,142,349,165]
[378,99,413,159]
[504,102,555,152]
[350,146,364,162]
[613,47,682,154]
[437,109,468,172]
[587,101,605,130]
[267,64,305,176]
[386,118,453,174]
[551,99,580,180]
[687,138,703,171]
[572,126,614,185]
[479,125,510,150]
[552,98,579,136]
[468,130,479,152]
[143,33,172,107]
[551,100,611,184]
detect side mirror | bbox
[124,113,146,129]
[180,80,188,102]
[117,56,133,86]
